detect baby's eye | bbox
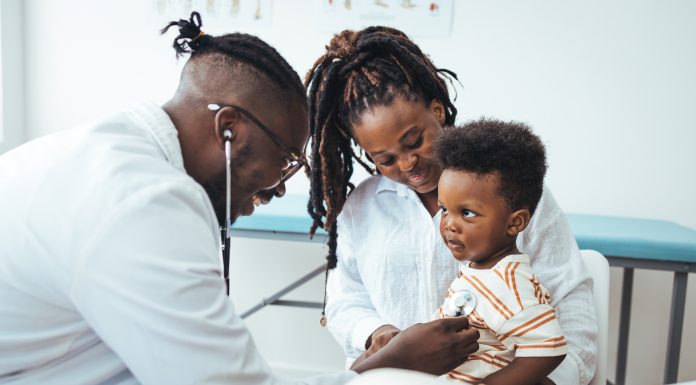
[439,205,448,214]
[462,210,476,218]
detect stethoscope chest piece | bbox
[449,289,477,317]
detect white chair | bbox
[581,249,609,385]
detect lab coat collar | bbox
[129,101,186,174]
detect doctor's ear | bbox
[210,105,242,145]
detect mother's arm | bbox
[519,186,598,385]
[325,213,393,363]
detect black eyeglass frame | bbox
[207,103,307,184]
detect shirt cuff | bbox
[352,317,390,352]
[548,353,581,385]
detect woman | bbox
[305,27,597,385]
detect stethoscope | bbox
[447,289,477,317]
[222,129,233,296]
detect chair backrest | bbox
[580,249,609,385]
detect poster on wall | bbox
[312,0,454,38]
[153,0,273,29]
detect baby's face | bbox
[438,169,514,265]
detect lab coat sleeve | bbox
[325,209,389,365]
[70,180,357,385]
[518,186,598,385]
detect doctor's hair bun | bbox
[161,11,213,58]
[158,12,304,102]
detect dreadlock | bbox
[305,26,457,269]
[161,11,305,104]
[305,27,457,324]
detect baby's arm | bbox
[481,355,565,385]
[483,261,568,385]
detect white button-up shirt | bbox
[0,102,356,385]
[326,175,597,385]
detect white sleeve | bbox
[325,209,389,363]
[518,186,598,385]
[70,181,357,385]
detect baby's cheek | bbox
[438,220,447,238]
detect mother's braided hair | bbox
[305,27,458,271]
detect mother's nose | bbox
[397,153,417,172]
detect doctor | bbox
[0,12,479,385]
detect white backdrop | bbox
[15,1,696,383]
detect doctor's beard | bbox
[201,145,260,227]
[202,174,230,228]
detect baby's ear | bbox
[507,209,531,236]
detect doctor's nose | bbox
[253,182,285,207]
[272,181,286,198]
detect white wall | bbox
[0,0,24,153]
[16,0,696,384]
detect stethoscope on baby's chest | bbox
[445,289,477,317]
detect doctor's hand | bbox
[351,317,479,376]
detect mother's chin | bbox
[402,164,441,194]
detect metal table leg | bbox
[664,271,688,384]
[616,268,634,385]
[240,264,326,319]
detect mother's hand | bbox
[350,325,401,370]
[366,325,400,354]
[352,317,480,376]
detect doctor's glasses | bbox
[207,103,307,183]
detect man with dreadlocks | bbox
[306,27,598,385]
[0,14,475,385]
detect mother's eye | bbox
[378,156,395,166]
[406,135,424,150]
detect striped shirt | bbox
[437,254,568,383]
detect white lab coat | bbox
[0,102,356,385]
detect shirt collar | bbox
[375,175,443,221]
[375,175,412,197]
[128,101,186,174]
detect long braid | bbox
[306,27,458,322]
[162,11,305,104]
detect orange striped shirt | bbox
[436,254,567,382]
